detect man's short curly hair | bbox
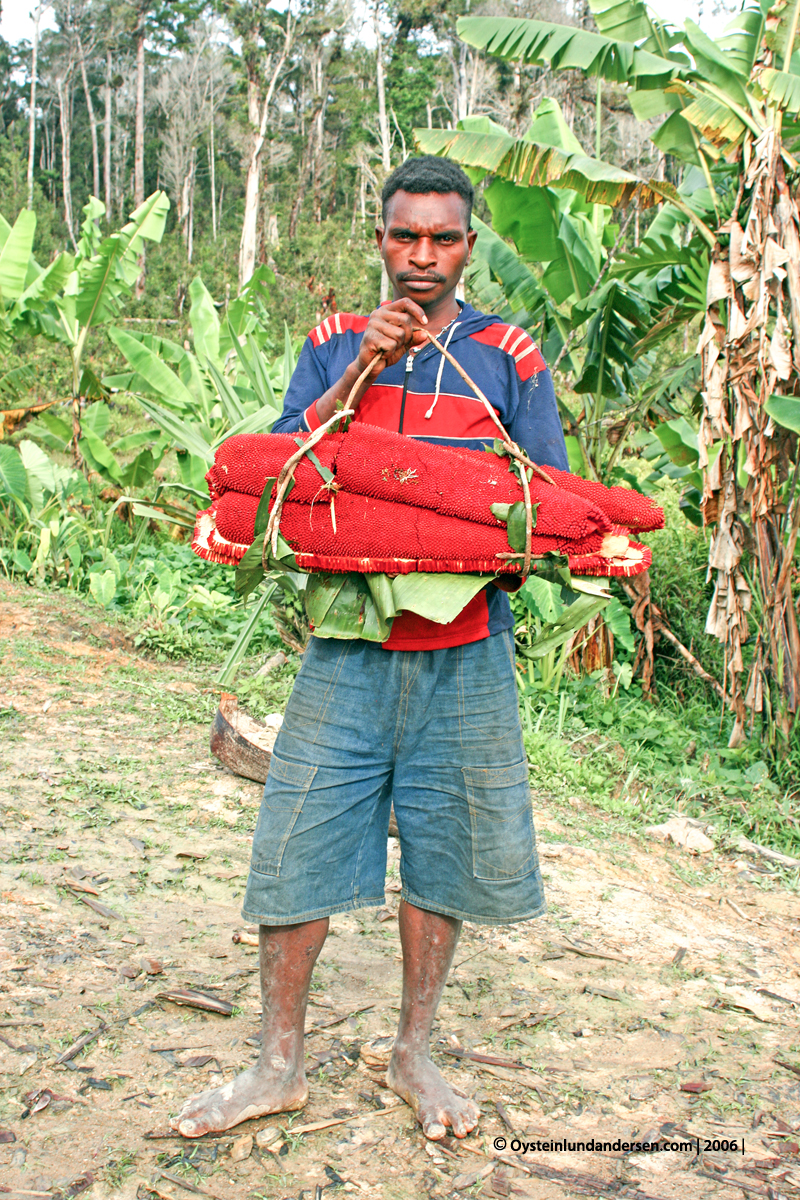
[381,155,474,226]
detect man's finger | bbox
[381,297,428,326]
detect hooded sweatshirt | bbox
[273,301,568,651]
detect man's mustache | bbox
[396,271,446,283]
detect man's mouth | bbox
[397,273,445,284]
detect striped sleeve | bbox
[468,323,547,381]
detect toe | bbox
[423,1119,447,1140]
[451,1113,468,1138]
[177,1117,203,1138]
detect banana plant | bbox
[3,194,170,461]
[433,0,800,745]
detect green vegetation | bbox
[0,0,797,855]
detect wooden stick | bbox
[421,330,556,487]
[264,352,383,557]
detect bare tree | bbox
[71,1,100,201]
[156,25,230,264]
[238,14,295,288]
[56,70,76,247]
[104,49,113,217]
[373,0,391,301]
[27,2,51,210]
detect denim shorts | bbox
[241,631,546,926]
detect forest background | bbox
[0,0,798,866]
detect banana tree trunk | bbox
[699,129,800,747]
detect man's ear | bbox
[375,226,385,251]
[467,228,478,256]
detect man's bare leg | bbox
[172,918,328,1137]
[387,900,480,1140]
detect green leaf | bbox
[0,209,36,304]
[604,596,635,654]
[766,393,800,434]
[283,322,297,394]
[365,573,398,624]
[206,360,247,425]
[654,416,699,466]
[120,449,159,489]
[78,426,123,485]
[189,276,221,367]
[759,68,800,112]
[134,396,214,464]
[517,574,566,623]
[307,573,372,640]
[0,444,27,503]
[390,572,489,624]
[89,569,117,608]
[506,501,529,552]
[75,191,169,332]
[234,538,266,598]
[456,14,677,86]
[526,592,611,658]
[14,250,73,313]
[294,438,333,483]
[216,582,278,687]
[211,403,281,447]
[109,327,196,410]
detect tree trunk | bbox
[27,3,44,210]
[76,31,100,201]
[104,49,112,220]
[209,74,217,241]
[374,0,391,301]
[134,10,146,297]
[57,75,76,250]
[238,20,293,290]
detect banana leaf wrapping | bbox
[193,423,662,577]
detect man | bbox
[173,156,568,1142]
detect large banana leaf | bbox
[73,192,169,332]
[189,276,222,369]
[468,213,548,321]
[134,396,214,465]
[0,210,37,304]
[758,67,800,112]
[456,15,676,86]
[108,327,197,410]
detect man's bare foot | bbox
[387,1044,480,1140]
[171,1061,308,1138]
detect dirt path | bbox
[1,581,799,1200]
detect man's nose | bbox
[409,238,437,267]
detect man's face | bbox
[377,189,477,308]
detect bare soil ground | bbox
[1,580,799,1200]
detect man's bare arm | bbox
[311,298,428,426]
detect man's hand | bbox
[355,298,429,379]
[311,299,429,426]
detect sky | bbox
[0,0,734,49]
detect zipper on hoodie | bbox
[398,353,414,434]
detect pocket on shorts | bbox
[250,755,318,877]
[462,761,534,882]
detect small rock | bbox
[230,1132,251,1161]
[229,1133,253,1162]
[121,933,145,945]
[11,1148,27,1167]
[17,1052,37,1075]
[120,965,141,979]
[646,816,715,854]
[141,957,163,975]
[255,1125,280,1149]
[255,652,287,677]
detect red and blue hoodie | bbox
[273,301,568,651]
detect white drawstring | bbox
[424,322,460,420]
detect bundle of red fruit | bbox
[192,423,663,577]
